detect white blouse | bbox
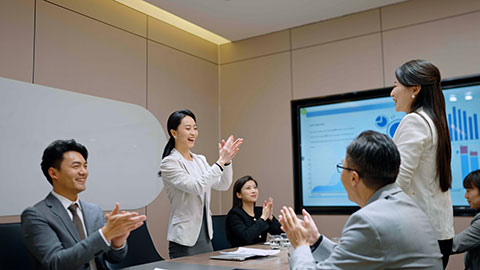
[393,108,454,240]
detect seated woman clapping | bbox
[226,176,283,247]
[451,170,480,269]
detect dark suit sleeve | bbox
[226,208,270,246]
[268,216,284,235]
[91,205,128,265]
[452,216,480,254]
[21,206,124,270]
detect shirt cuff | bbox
[310,234,323,252]
[98,228,110,247]
[98,229,126,250]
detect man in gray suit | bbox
[280,130,443,269]
[21,139,147,270]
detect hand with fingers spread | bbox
[260,197,274,221]
[279,206,310,248]
[102,202,147,248]
[216,135,243,166]
[300,209,321,246]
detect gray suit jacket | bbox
[290,184,443,270]
[452,213,480,270]
[21,193,127,270]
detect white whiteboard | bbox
[0,77,166,215]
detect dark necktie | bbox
[68,203,98,270]
[68,203,86,240]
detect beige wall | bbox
[1,0,480,268]
[0,0,219,259]
[219,1,480,269]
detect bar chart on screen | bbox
[448,106,479,142]
[446,85,480,206]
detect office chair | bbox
[211,215,232,251]
[108,222,163,269]
[0,222,34,270]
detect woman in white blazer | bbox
[159,109,243,259]
[391,60,454,268]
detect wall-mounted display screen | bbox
[291,75,480,215]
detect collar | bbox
[51,190,82,211]
[171,148,196,161]
[364,183,402,207]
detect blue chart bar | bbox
[460,146,480,179]
[469,117,474,141]
[472,151,479,172]
[448,114,453,140]
[461,146,469,179]
[448,107,479,141]
[459,110,463,140]
[475,114,479,139]
[452,107,458,140]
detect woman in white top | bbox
[159,109,243,258]
[391,60,454,268]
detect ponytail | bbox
[162,137,176,159]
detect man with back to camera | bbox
[280,130,443,269]
[21,139,147,270]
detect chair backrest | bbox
[108,222,163,269]
[0,222,34,270]
[211,215,232,251]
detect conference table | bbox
[122,244,290,270]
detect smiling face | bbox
[237,180,258,204]
[390,79,415,113]
[50,151,88,201]
[172,116,198,150]
[465,186,480,209]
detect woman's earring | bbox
[411,94,415,99]
[173,136,177,139]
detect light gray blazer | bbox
[160,149,233,246]
[452,213,480,270]
[290,184,443,270]
[21,193,127,270]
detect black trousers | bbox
[438,238,453,269]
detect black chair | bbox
[211,215,232,251]
[108,222,163,269]
[0,222,34,270]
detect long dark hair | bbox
[232,175,258,208]
[395,59,451,192]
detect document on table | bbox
[220,247,280,256]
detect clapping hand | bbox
[102,202,147,248]
[261,197,274,221]
[217,135,243,166]
[299,209,321,246]
[279,206,311,248]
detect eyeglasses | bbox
[336,162,361,176]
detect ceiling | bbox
[144,0,406,42]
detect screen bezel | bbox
[291,74,480,216]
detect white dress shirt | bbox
[51,191,110,246]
